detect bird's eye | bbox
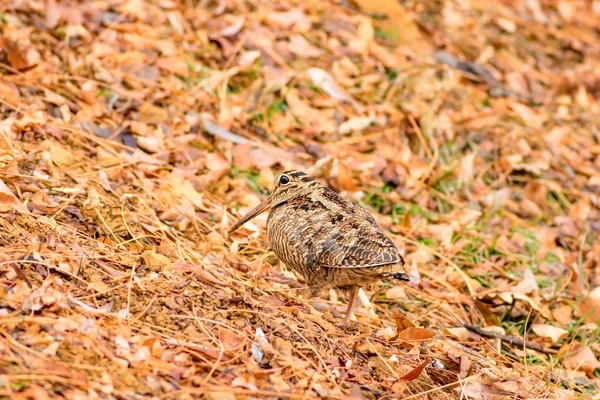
[280,175,290,185]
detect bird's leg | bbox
[343,285,360,326]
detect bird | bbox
[228,170,410,326]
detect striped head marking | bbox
[270,170,320,206]
[228,170,320,233]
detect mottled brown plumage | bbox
[229,170,409,325]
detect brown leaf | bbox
[399,211,412,229]
[523,180,547,207]
[286,89,318,124]
[559,342,600,377]
[172,263,230,286]
[157,56,189,77]
[336,162,358,192]
[396,327,435,342]
[459,356,471,379]
[445,327,472,342]
[0,82,20,107]
[266,10,311,31]
[579,287,600,323]
[393,310,415,334]
[475,300,501,327]
[399,360,428,381]
[493,378,530,398]
[288,35,322,58]
[138,102,169,124]
[552,304,573,325]
[511,268,538,296]
[80,81,98,105]
[531,324,569,344]
[460,381,515,400]
[4,40,40,71]
[0,178,28,213]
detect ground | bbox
[0,0,600,399]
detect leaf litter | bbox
[0,0,599,398]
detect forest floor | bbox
[1,0,600,398]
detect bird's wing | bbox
[311,204,404,269]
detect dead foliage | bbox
[0,0,599,398]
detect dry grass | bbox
[0,0,599,398]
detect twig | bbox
[463,324,558,354]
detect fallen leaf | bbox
[172,263,230,286]
[552,304,573,325]
[138,102,169,124]
[266,10,311,31]
[512,268,538,295]
[307,68,363,112]
[157,56,189,77]
[220,16,245,37]
[475,300,501,327]
[445,327,472,342]
[0,81,21,107]
[336,162,358,191]
[0,178,28,213]
[396,327,435,342]
[579,287,600,323]
[459,356,471,379]
[392,311,415,335]
[399,361,428,381]
[559,342,600,377]
[288,35,322,58]
[339,117,376,134]
[460,381,515,400]
[531,324,569,344]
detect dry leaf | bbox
[512,268,538,295]
[531,324,569,344]
[393,311,416,334]
[579,287,600,322]
[288,35,322,58]
[559,342,600,377]
[172,263,230,286]
[0,82,21,106]
[0,0,598,397]
[460,381,515,400]
[396,327,435,342]
[475,300,501,327]
[138,102,169,124]
[445,327,472,342]
[399,361,428,381]
[0,179,28,213]
[552,304,573,325]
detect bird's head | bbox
[228,170,320,233]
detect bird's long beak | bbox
[228,197,272,234]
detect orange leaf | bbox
[400,210,412,229]
[393,311,415,332]
[0,179,28,213]
[336,162,358,192]
[399,360,428,381]
[396,327,435,342]
[559,341,600,377]
[475,300,501,327]
[579,287,600,323]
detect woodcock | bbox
[229,170,410,325]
